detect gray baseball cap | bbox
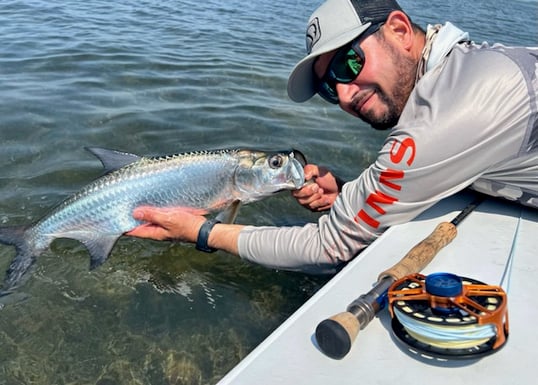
[287,0,403,103]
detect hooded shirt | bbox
[238,23,538,274]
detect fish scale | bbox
[0,147,306,299]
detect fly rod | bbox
[314,195,485,359]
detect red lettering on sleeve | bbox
[354,191,398,228]
[390,137,416,166]
[365,191,398,214]
[355,209,380,228]
[379,169,404,191]
[354,137,417,230]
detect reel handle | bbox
[315,221,458,359]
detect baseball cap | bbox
[287,0,403,103]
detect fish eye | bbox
[268,154,284,169]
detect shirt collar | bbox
[416,22,470,82]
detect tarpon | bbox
[0,147,306,297]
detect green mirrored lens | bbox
[317,41,366,104]
[330,47,363,82]
[345,50,363,76]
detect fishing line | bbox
[387,272,509,359]
[392,308,496,349]
[499,209,522,293]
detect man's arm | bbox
[126,206,244,255]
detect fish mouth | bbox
[289,149,307,189]
[291,149,307,167]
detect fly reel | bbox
[387,272,509,360]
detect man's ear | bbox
[383,11,414,51]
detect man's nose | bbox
[336,81,359,105]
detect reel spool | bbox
[387,272,509,359]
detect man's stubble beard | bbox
[358,37,417,131]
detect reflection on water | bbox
[0,0,536,383]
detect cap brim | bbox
[287,23,372,103]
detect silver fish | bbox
[0,147,306,296]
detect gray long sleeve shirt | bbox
[238,23,538,274]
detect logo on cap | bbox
[305,17,321,54]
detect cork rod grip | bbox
[378,222,457,281]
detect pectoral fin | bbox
[216,201,242,224]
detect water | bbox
[0,0,536,383]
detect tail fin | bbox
[0,226,37,298]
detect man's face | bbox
[314,31,416,130]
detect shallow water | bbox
[0,0,536,384]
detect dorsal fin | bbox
[85,147,141,173]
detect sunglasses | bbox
[315,23,383,104]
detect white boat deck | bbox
[218,192,537,385]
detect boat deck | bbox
[218,192,537,385]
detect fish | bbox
[0,147,306,297]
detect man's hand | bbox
[126,207,208,242]
[292,164,342,212]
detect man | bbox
[127,0,538,274]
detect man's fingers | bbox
[125,223,169,240]
[132,206,208,222]
[292,182,321,198]
[303,164,320,181]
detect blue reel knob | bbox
[425,272,463,297]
